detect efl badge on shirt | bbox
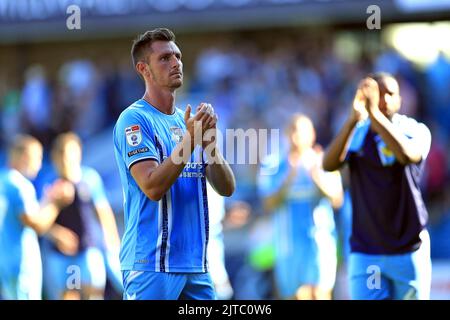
[125,125,142,147]
[170,126,183,143]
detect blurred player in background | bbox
[0,135,73,300]
[259,114,343,300]
[113,28,235,300]
[323,72,432,300]
[206,182,234,300]
[40,132,121,300]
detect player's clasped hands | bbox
[351,77,381,122]
[184,102,218,147]
[360,77,380,113]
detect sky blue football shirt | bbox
[0,169,42,292]
[113,99,209,273]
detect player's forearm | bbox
[96,204,121,249]
[144,134,196,201]
[45,224,67,242]
[322,117,358,171]
[323,188,344,209]
[22,202,61,235]
[313,172,344,209]
[369,110,422,165]
[263,169,296,212]
[205,149,235,197]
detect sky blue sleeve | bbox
[15,178,39,218]
[345,119,370,160]
[115,109,160,170]
[395,115,432,161]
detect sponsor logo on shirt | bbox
[135,259,149,264]
[127,147,150,157]
[125,125,142,146]
[179,162,204,178]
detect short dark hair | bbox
[9,134,42,160]
[51,132,82,158]
[131,28,176,68]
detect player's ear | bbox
[135,62,143,76]
[136,61,148,78]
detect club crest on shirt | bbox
[170,126,183,143]
[125,125,142,146]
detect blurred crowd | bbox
[1,29,450,299]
